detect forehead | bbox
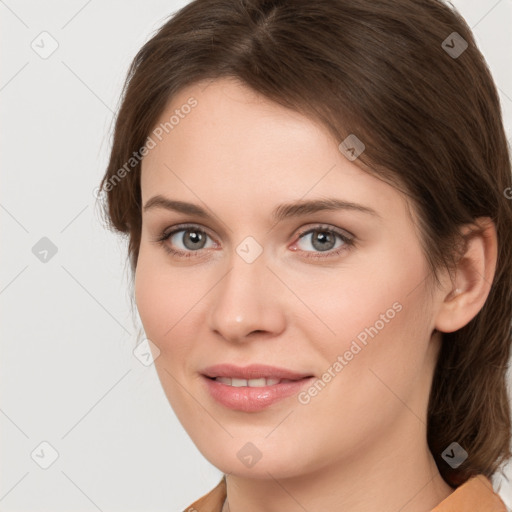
[144,78,348,182]
[140,78,414,226]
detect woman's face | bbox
[135,77,446,478]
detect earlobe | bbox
[434,217,497,333]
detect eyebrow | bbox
[143,195,380,222]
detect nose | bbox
[207,249,287,343]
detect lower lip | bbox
[202,375,315,412]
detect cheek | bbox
[134,253,201,410]
[134,248,187,349]
[134,246,213,373]
[134,261,166,343]
[300,242,433,398]
[294,245,426,353]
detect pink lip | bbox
[200,364,315,412]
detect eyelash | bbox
[151,223,355,260]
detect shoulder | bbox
[431,474,507,512]
[182,475,227,512]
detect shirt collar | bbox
[184,473,506,512]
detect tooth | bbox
[214,377,287,387]
[247,378,267,387]
[231,378,248,387]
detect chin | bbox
[195,437,316,481]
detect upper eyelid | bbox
[163,222,354,244]
[164,223,217,241]
[295,223,353,240]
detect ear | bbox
[434,217,498,333]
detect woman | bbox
[98,0,511,510]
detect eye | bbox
[151,224,217,258]
[151,223,355,260]
[291,224,354,259]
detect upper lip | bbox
[201,363,313,381]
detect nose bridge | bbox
[207,244,285,341]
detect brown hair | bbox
[98,0,512,488]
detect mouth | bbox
[201,363,314,382]
[200,364,315,412]
[204,376,309,387]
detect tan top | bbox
[182,474,507,512]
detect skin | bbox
[134,77,497,512]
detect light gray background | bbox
[1,1,512,510]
